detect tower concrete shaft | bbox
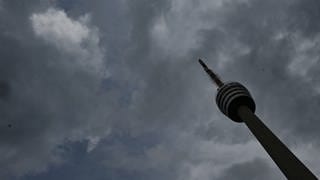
[199,59,317,179]
[238,106,317,179]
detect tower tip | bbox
[198,59,224,88]
[198,59,208,69]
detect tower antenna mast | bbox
[198,59,224,87]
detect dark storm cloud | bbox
[202,0,320,141]
[0,0,118,177]
[108,0,320,178]
[188,0,320,177]
[0,0,320,179]
[217,158,284,180]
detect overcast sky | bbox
[0,0,320,179]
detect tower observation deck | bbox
[199,59,317,179]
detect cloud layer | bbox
[0,0,319,179]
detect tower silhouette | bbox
[199,59,317,179]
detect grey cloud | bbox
[0,1,116,177]
[217,158,284,180]
[0,0,320,179]
[109,0,320,178]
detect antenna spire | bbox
[198,59,224,87]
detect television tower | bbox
[198,59,317,179]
